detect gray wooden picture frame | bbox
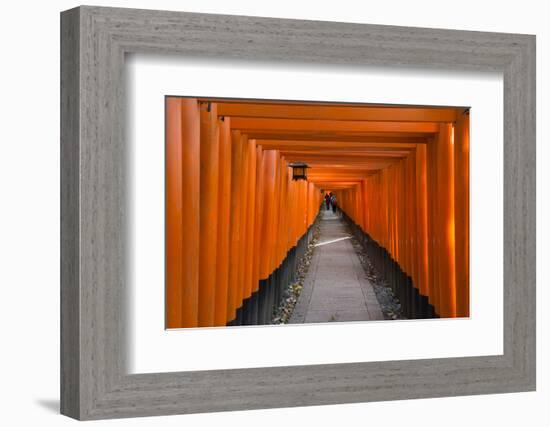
[60,5,536,420]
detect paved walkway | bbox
[289,209,384,324]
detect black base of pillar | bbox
[340,212,438,320]
[257,278,269,325]
[225,220,319,326]
[242,292,260,326]
[426,303,438,318]
[233,306,243,326]
[418,294,429,319]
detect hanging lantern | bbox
[289,162,309,181]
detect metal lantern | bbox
[289,162,309,181]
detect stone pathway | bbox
[289,209,384,324]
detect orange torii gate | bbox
[166,98,320,328]
[336,117,469,318]
[166,97,469,328]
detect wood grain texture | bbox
[60,5,536,420]
[60,7,80,419]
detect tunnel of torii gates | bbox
[166,97,470,329]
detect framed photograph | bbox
[60,5,535,420]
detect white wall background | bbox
[0,0,546,425]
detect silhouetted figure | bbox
[331,194,337,214]
[324,193,331,210]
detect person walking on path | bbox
[324,192,331,210]
[331,193,338,214]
